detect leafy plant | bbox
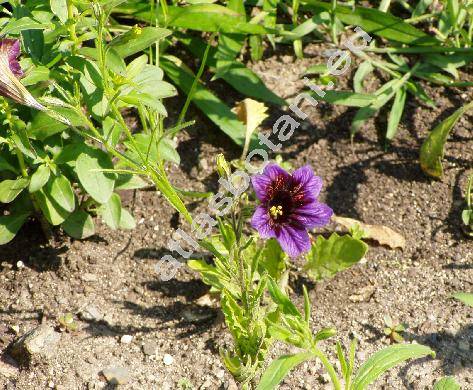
[0,0,188,244]
[258,279,435,390]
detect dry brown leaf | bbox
[332,215,406,249]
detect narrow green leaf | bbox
[353,61,374,93]
[317,91,376,107]
[267,277,301,318]
[386,87,407,141]
[109,26,171,58]
[352,344,435,390]
[420,101,473,178]
[304,1,439,45]
[256,353,314,390]
[160,56,248,148]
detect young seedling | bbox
[383,315,407,344]
[58,313,78,333]
[462,175,473,237]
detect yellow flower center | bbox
[269,205,283,219]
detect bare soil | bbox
[0,43,472,389]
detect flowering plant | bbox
[188,157,435,389]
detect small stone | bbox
[81,273,98,282]
[120,335,133,344]
[102,366,130,385]
[216,369,225,379]
[163,354,174,366]
[9,324,61,366]
[142,341,158,356]
[458,340,469,351]
[79,305,102,322]
[48,381,55,388]
[16,261,24,269]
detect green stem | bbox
[66,0,79,53]
[311,348,342,390]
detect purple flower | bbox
[0,39,23,77]
[251,164,333,258]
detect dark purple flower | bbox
[251,164,333,258]
[0,39,23,77]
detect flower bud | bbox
[216,153,231,178]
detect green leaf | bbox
[50,0,68,23]
[0,156,18,174]
[188,259,226,291]
[267,277,301,318]
[316,91,376,107]
[433,376,461,390]
[352,344,435,390]
[0,178,29,203]
[98,193,122,230]
[21,65,50,86]
[179,35,285,106]
[452,292,473,307]
[48,174,75,213]
[133,4,274,34]
[119,208,136,229]
[259,238,286,279]
[420,102,473,179]
[256,353,314,390]
[115,174,148,190]
[161,56,249,148]
[29,165,51,193]
[303,233,368,281]
[36,186,71,226]
[109,26,171,58]
[62,209,95,239]
[304,1,439,45]
[386,87,407,141]
[0,213,29,245]
[76,149,115,204]
[0,17,48,35]
[353,61,374,93]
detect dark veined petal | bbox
[291,201,333,229]
[292,165,323,200]
[251,163,290,202]
[275,224,311,258]
[251,205,276,239]
[0,39,23,77]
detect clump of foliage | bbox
[0,0,187,244]
[383,315,407,344]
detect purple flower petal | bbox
[251,205,275,239]
[292,165,323,200]
[291,201,333,229]
[0,39,23,77]
[251,163,290,201]
[275,225,311,258]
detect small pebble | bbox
[163,354,174,366]
[142,341,158,356]
[120,335,133,344]
[102,367,130,385]
[16,261,24,269]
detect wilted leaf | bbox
[232,98,268,157]
[332,215,406,249]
